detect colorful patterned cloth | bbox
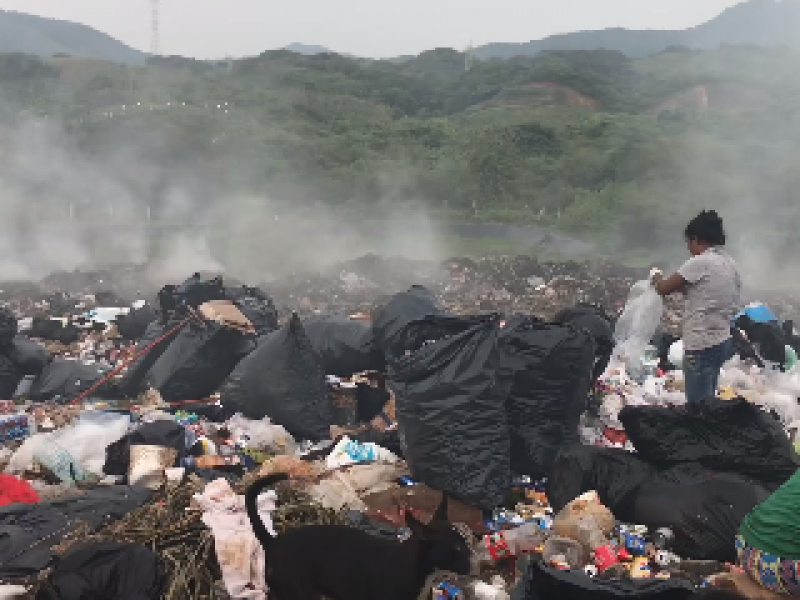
[736,535,800,596]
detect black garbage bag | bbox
[371,285,444,360]
[499,316,596,479]
[230,287,279,335]
[5,336,51,376]
[546,444,657,520]
[783,320,800,356]
[390,315,511,510]
[619,397,798,491]
[29,316,63,341]
[28,358,114,402]
[0,354,23,399]
[0,307,17,345]
[513,556,695,600]
[104,421,187,476]
[36,541,168,600]
[175,273,226,309]
[553,304,614,382]
[115,304,157,341]
[55,323,80,345]
[157,284,178,321]
[731,327,764,367]
[632,466,770,561]
[117,320,185,397]
[303,315,386,377]
[145,320,253,402]
[651,332,681,371]
[0,486,152,580]
[356,383,391,423]
[220,314,332,441]
[735,314,786,365]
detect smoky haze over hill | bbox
[0,1,798,293]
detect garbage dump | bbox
[0,255,798,599]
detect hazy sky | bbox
[0,0,743,59]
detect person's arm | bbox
[651,270,687,297]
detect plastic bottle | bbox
[480,522,549,562]
[573,514,620,572]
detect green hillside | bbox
[0,42,798,264]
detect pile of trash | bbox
[0,259,797,600]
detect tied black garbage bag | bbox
[513,556,695,600]
[176,273,226,309]
[553,304,614,381]
[390,315,511,510]
[36,541,168,600]
[0,306,17,345]
[220,314,332,441]
[371,285,444,361]
[303,315,385,377]
[5,335,51,376]
[0,354,23,399]
[735,314,786,365]
[546,445,657,520]
[632,466,770,562]
[28,316,64,341]
[117,320,184,397]
[28,358,114,402]
[499,317,596,478]
[619,397,798,491]
[230,287,279,335]
[145,320,253,402]
[115,304,157,341]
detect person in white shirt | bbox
[650,210,742,404]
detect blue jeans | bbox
[683,338,734,404]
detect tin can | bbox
[652,527,675,550]
[593,542,620,572]
[629,556,652,579]
[654,550,680,568]
[484,533,513,561]
[0,414,30,443]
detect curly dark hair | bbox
[685,210,726,246]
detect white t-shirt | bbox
[677,247,741,352]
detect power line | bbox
[150,0,161,56]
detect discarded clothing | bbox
[193,478,276,600]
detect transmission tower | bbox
[150,0,161,56]
[465,41,474,72]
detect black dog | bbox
[245,473,474,600]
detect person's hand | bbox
[649,268,663,288]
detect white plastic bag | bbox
[6,411,131,477]
[613,280,664,370]
[226,413,297,455]
[58,411,131,476]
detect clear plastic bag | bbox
[226,413,297,455]
[7,411,131,477]
[613,280,664,374]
